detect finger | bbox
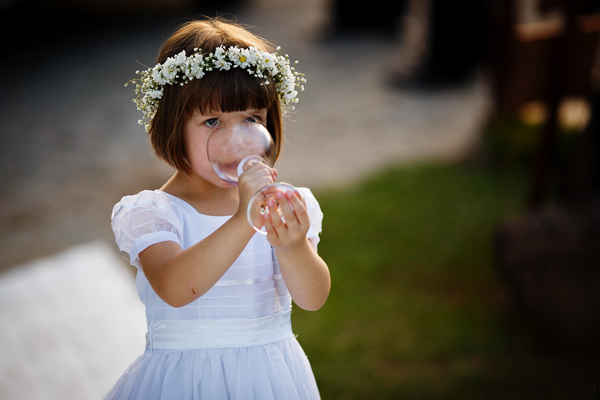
[267,197,288,231]
[276,191,299,227]
[239,167,275,193]
[263,211,277,237]
[264,198,285,238]
[286,190,308,225]
[241,162,271,179]
[250,162,275,177]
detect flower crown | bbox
[126,45,306,131]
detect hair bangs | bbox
[188,68,277,116]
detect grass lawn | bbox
[292,162,600,399]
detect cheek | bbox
[185,136,212,172]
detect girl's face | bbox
[183,108,268,186]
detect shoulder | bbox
[296,187,323,219]
[111,189,184,234]
[111,189,188,224]
[111,190,184,266]
[112,190,173,216]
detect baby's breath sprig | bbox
[125,45,306,132]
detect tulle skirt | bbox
[101,337,320,400]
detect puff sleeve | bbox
[296,187,324,249]
[111,190,183,269]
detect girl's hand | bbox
[263,190,310,249]
[237,162,277,215]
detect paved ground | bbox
[0,0,490,398]
[0,242,146,400]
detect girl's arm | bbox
[264,191,331,311]
[139,212,255,308]
[138,163,274,308]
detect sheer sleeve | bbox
[296,187,324,249]
[111,190,183,269]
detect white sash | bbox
[146,311,294,350]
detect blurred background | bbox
[1,0,600,398]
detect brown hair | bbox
[149,18,284,174]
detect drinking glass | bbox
[207,122,301,233]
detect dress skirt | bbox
[102,313,320,400]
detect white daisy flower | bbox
[127,45,305,131]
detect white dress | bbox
[103,189,323,400]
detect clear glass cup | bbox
[207,122,302,234]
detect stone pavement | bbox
[0,0,490,398]
[0,242,146,400]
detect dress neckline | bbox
[157,190,234,218]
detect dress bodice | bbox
[111,189,323,322]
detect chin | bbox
[207,174,236,189]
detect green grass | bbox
[292,162,600,399]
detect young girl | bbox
[104,18,330,400]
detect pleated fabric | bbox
[102,338,319,400]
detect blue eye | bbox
[204,118,219,127]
